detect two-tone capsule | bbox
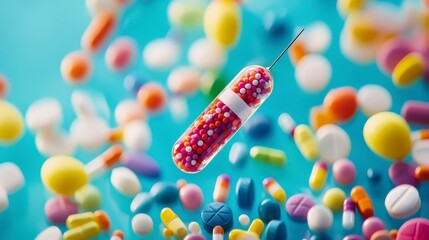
[213,174,230,202]
[342,198,355,230]
[263,177,286,203]
[351,186,374,219]
[309,161,328,191]
[250,146,286,166]
[160,208,187,238]
[85,144,123,178]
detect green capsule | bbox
[250,146,286,166]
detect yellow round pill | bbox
[41,155,88,195]
[0,100,24,144]
[363,112,411,160]
[204,0,241,48]
[323,188,346,212]
[392,53,424,87]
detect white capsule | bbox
[342,211,355,230]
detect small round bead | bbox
[362,217,385,239]
[131,213,153,236]
[332,159,356,185]
[239,214,250,226]
[367,168,382,182]
[188,221,201,233]
[61,51,92,84]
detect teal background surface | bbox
[1,0,429,239]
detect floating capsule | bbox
[160,208,187,238]
[167,0,205,28]
[351,186,374,219]
[81,10,116,52]
[263,177,286,203]
[204,0,241,48]
[294,124,319,160]
[309,161,328,191]
[63,221,100,240]
[143,38,180,70]
[250,146,286,166]
[0,100,24,144]
[66,210,110,231]
[85,144,123,178]
[105,37,137,71]
[213,174,230,202]
[342,198,355,230]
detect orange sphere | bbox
[323,87,358,122]
[0,74,8,98]
[137,82,167,112]
[61,51,92,84]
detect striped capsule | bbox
[213,174,230,202]
[160,208,187,238]
[66,210,110,231]
[250,146,286,166]
[213,226,224,240]
[309,161,328,191]
[85,144,123,178]
[263,177,286,203]
[351,186,374,219]
[342,198,355,230]
[110,230,124,240]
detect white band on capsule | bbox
[218,88,252,121]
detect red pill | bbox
[0,74,8,98]
[324,87,358,122]
[105,37,137,71]
[137,82,167,112]
[82,11,117,52]
[61,51,92,84]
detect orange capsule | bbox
[323,87,358,122]
[310,106,335,130]
[289,41,306,65]
[82,11,117,52]
[351,186,374,219]
[415,166,429,181]
[137,82,167,112]
[390,229,397,239]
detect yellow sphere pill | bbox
[0,100,24,144]
[294,124,319,161]
[204,0,241,48]
[392,53,424,87]
[63,221,100,240]
[323,188,346,212]
[41,155,89,195]
[363,112,411,160]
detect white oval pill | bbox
[35,226,62,240]
[70,117,109,149]
[114,99,146,127]
[167,66,201,96]
[357,84,392,116]
[143,38,180,70]
[0,162,24,194]
[111,167,141,196]
[132,213,153,236]
[35,131,76,156]
[295,54,331,92]
[188,221,201,233]
[278,112,296,134]
[385,184,420,219]
[301,21,332,53]
[412,140,429,166]
[0,187,8,212]
[307,205,333,232]
[316,124,351,164]
[188,38,226,70]
[123,120,152,152]
[26,98,62,132]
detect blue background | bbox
[1,0,428,239]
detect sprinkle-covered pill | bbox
[236,178,255,209]
[385,184,421,219]
[285,194,315,221]
[250,146,286,166]
[201,202,233,232]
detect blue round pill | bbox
[130,192,153,214]
[258,199,281,223]
[367,168,381,182]
[150,182,179,204]
[243,115,272,138]
[236,178,255,209]
[201,202,233,233]
[265,220,287,240]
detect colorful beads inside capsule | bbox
[172,65,273,173]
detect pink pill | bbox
[377,39,411,74]
[402,101,429,125]
[388,162,420,186]
[105,37,137,71]
[180,183,203,211]
[285,194,314,221]
[44,196,78,224]
[332,159,356,185]
[362,217,386,239]
[397,218,429,240]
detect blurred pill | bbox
[412,140,429,165]
[377,38,411,74]
[151,182,179,204]
[143,38,180,70]
[362,217,385,239]
[295,54,331,92]
[167,0,205,28]
[124,74,147,95]
[0,74,8,98]
[278,112,296,136]
[70,117,109,149]
[132,213,153,236]
[45,196,78,224]
[81,10,116,52]
[121,152,161,178]
[167,66,201,95]
[316,124,351,164]
[137,82,167,112]
[244,114,272,138]
[85,0,123,15]
[188,38,226,70]
[388,162,419,186]
[35,226,62,240]
[74,185,101,210]
[111,167,141,196]
[114,99,146,127]
[123,120,152,152]
[130,192,153,214]
[310,106,335,130]
[402,101,429,125]
[392,53,424,87]
[323,87,357,122]
[229,142,248,166]
[180,183,203,210]
[307,205,333,232]
[61,51,92,84]
[0,162,24,194]
[301,22,332,53]
[263,11,290,39]
[0,187,8,212]
[357,85,392,116]
[26,98,62,133]
[333,159,356,185]
[385,184,420,219]
[105,36,137,71]
[35,131,76,156]
[169,96,189,122]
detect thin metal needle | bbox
[266,28,305,71]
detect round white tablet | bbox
[385,184,420,219]
[295,54,331,92]
[143,38,180,70]
[35,226,62,240]
[35,131,76,156]
[114,99,145,127]
[188,38,226,70]
[412,140,429,166]
[132,213,153,236]
[0,162,24,194]
[307,205,333,232]
[188,221,201,233]
[26,98,62,132]
[123,120,152,152]
[70,117,109,149]
[316,124,351,164]
[111,167,141,196]
[0,187,8,212]
[357,84,392,116]
[301,22,332,53]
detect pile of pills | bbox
[1,0,429,239]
